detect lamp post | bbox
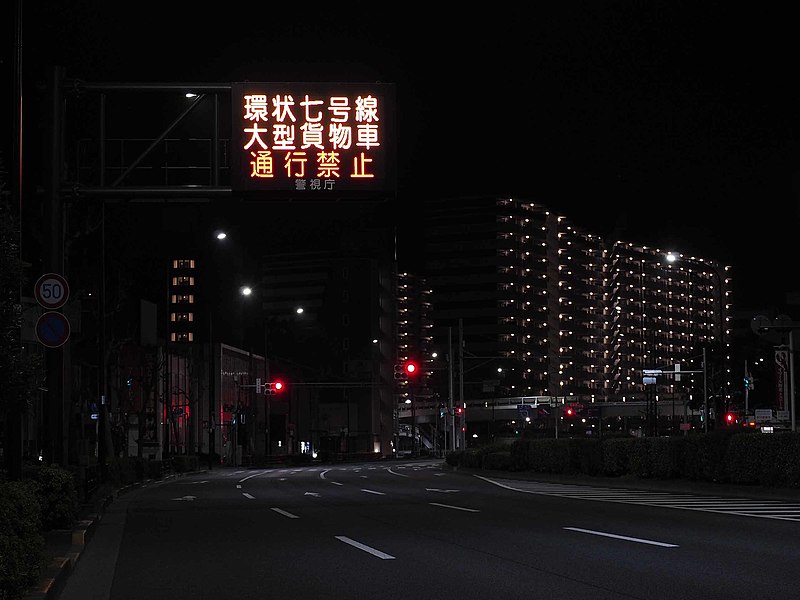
[241,286,306,458]
[665,252,728,431]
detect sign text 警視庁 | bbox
[230,83,396,197]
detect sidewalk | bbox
[22,474,177,600]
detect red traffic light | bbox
[271,380,285,393]
[455,406,464,416]
[725,412,735,424]
[405,361,418,376]
[565,407,575,417]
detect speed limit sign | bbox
[34,273,70,310]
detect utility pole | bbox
[703,347,708,433]
[458,319,465,450]
[448,327,455,452]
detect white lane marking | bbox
[564,527,678,548]
[180,480,209,485]
[278,478,287,481]
[320,469,331,480]
[242,493,255,500]
[305,492,320,497]
[360,475,368,479]
[171,495,196,501]
[330,481,343,486]
[426,488,459,493]
[475,475,800,522]
[271,508,299,519]
[388,468,409,478]
[236,484,242,489]
[429,502,479,513]
[361,489,385,495]
[239,471,265,483]
[335,536,395,559]
[434,473,446,476]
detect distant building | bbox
[420,196,731,406]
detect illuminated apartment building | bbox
[421,196,731,405]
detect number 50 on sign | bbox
[34,273,70,310]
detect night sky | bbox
[10,1,800,311]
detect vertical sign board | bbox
[775,347,788,412]
[230,82,396,198]
[34,273,71,348]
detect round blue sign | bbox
[36,311,71,348]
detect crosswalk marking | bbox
[477,476,800,522]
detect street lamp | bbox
[665,251,729,431]
[241,285,308,458]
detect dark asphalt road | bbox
[51,460,800,600]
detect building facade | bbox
[419,196,731,411]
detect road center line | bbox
[271,507,299,519]
[564,527,678,547]
[335,536,395,559]
[429,502,479,513]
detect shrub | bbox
[509,439,533,471]
[483,451,512,470]
[521,439,570,473]
[567,438,603,475]
[602,438,634,476]
[0,480,47,600]
[683,430,736,482]
[25,464,78,531]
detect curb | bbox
[23,515,102,600]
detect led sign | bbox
[230,82,396,197]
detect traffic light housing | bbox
[394,360,419,382]
[393,363,407,381]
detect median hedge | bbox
[446,430,800,488]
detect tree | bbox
[0,152,42,479]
